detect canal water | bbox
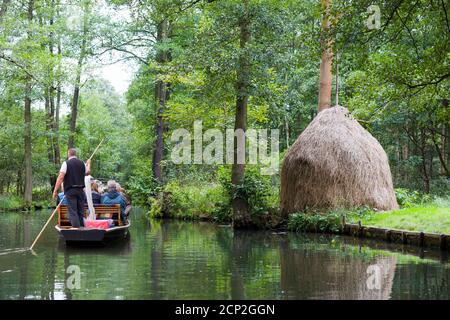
[0,208,448,300]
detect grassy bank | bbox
[347,199,450,234]
[0,189,52,211]
[288,195,450,235]
[0,195,25,211]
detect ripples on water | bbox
[0,208,448,300]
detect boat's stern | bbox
[55,225,106,242]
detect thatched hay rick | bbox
[281,106,398,216]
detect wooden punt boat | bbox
[55,204,130,245]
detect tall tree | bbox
[23,0,34,206]
[231,0,251,228]
[318,0,333,112]
[152,18,170,183]
[42,0,59,189]
[68,0,90,149]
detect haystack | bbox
[280,106,398,216]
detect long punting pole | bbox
[88,138,105,161]
[29,197,65,251]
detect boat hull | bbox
[55,223,130,245]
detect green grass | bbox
[0,195,25,211]
[349,198,450,235]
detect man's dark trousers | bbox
[65,188,85,228]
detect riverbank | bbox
[0,195,50,212]
[145,182,449,249]
[287,198,450,249]
[347,200,450,235]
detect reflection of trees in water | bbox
[1,211,448,300]
[391,263,449,299]
[148,221,233,299]
[230,231,247,300]
[221,230,284,300]
[40,248,57,299]
[63,249,73,300]
[18,218,31,299]
[150,221,169,299]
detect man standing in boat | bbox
[52,148,91,228]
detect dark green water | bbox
[0,208,448,300]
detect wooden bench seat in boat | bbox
[58,204,122,228]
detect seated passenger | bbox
[91,181,101,204]
[102,180,127,223]
[116,183,132,218]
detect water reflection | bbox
[0,209,448,299]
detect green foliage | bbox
[148,196,163,218]
[217,165,278,216]
[127,174,161,207]
[288,211,343,234]
[0,195,25,211]
[350,198,450,235]
[395,188,432,208]
[344,206,376,223]
[1,0,449,221]
[148,181,231,222]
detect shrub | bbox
[395,188,431,207]
[148,181,231,222]
[217,165,275,216]
[148,196,162,218]
[288,211,343,233]
[0,195,24,210]
[126,174,161,207]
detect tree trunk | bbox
[447,124,450,172]
[45,88,57,189]
[442,125,446,175]
[232,0,251,229]
[23,0,34,207]
[24,81,33,206]
[152,19,170,183]
[16,168,22,196]
[420,129,430,194]
[54,24,61,165]
[47,0,58,189]
[68,2,88,149]
[441,99,448,176]
[318,0,333,112]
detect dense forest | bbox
[0,0,448,224]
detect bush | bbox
[217,165,277,216]
[395,188,431,207]
[148,196,162,218]
[288,211,343,233]
[0,195,24,210]
[148,181,231,222]
[126,174,161,207]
